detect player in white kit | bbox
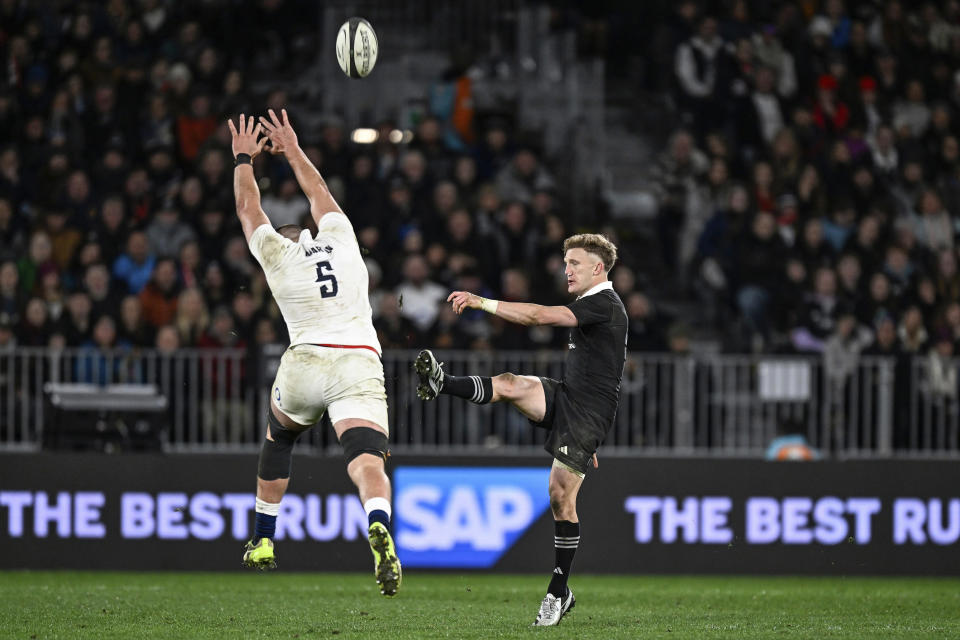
[228,110,400,597]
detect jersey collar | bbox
[577,280,613,300]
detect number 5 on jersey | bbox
[315,261,339,298]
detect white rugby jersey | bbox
[247,212,382,354]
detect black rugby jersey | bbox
[563,283,628,425]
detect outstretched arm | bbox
[228,114,270,242]
[447,291,578,327]
[259,108,343,226]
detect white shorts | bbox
[271,344,389,433]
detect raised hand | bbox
[259,108,299,156]
[227,113,268,159]
[447,290,480,315]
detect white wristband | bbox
[479,297,499,314]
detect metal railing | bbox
[2,346,959,458]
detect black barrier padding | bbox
[1,453,958,574]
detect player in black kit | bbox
[415,233,627,627]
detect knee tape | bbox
[339,427,389,465]
[258,411,302,481]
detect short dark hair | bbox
[562,233,618,272]
[276,224,301,240]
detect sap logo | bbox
[394,467,551,568]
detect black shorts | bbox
[530,377,611,475]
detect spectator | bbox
[898,305,929,353]
[231,290,258,346]
[42,210,83,271]
[17,298,50,347]
[625,291,669,352]
[792,267,841,352]
[145,205,196,258]
[92,195,130,267]
[113,231,155,295]
[83,263,121,320]
[864,313,901,357]
[74,316,127,386]
[174,287,209,346]
[0,261,23,323]
[824,309,873,384]
[394,254,447,333]
[374,291,419,349]
[494,201,539,270]
[653,130,709,269]
[117,295,153,347]
[261,178,309,228]
[178,240,202,289]
[155,324,180,353]
[495,146,555,205]
[893,80,932,139]
[139,258,180,329]
[176,93,217,162]
[674,15,724,136]
[56,291,94,347]
[908,188,953,253]
[18,231,57,296]
[735,211,785,344]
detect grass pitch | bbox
[3,572,959,639]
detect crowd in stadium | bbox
[0,0,576,356]
[654,0,960,364]
[3,0,960,367]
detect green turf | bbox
[2,572,959,639]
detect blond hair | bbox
[562,233,618,271]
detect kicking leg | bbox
[415,349,546,420]
[244,399,309,571]
[335,419,401,597]
[534,461,584,626]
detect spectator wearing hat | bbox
[852,76,886,145]
[813,74,851,136]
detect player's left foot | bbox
[242,537,277,571]
[414,349,444,400]
[368,522,401,597]
[532,588,575,626]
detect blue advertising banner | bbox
[393,467,551,568]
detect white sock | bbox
[255,497,281,516]
[363,497,392,518]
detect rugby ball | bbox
[336,17,378,78]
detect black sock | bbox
[548,520,580,597]
[440,375,492,404]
